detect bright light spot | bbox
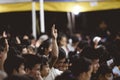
[90,2,98,7]
[72,5,82,15]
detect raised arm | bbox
[49,24,59,68]
[0,32,9,70]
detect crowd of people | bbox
[0,24,120,80]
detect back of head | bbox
[58,48,66,60]
[4,55,24,75]
[71,57,92,77]
[23,54,41,70]
[80,46,99,60]
[77,40,88,49]
[71,36,79,44]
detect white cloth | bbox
[112,66,120,76]
[67,44,75,52]
[43,67,63,80]
[61,46,69,58]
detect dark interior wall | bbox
[0,9,120,36]
[75,9,120,35]
[0,12,32,35]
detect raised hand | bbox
[51,24,58,39]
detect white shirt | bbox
[43,67,63,80]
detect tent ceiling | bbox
[0,0,120,13]
[0,0,32,4]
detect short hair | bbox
[23,54,41,70]
[4,55,24,75]
[0,38,6,48]
[37,39,52,55]
[58,48,66,60]
[80,46,99,60]
[71,36,79,44]
[77,40,88,49]
[98,64,112,76]
[40,56,49,71]
[0,45,4,52]
[71,57,92,77]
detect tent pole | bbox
[39,0,45,33]
[32,1,37,39]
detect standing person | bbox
[57,33,69,58]
[37,24,59,68]
[43,48,66,80]
[36,25,59,80]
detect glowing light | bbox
[72,5,82,15]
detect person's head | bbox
[4,55,25,76]
[57,33,67,47]
[76,40,88,52]
[37,39,52,56]
[62,59,70,71]
[55,48,66,71]
[40,56,50,77]
[99,21,107,30]
[98,64,113,80]
[71,36,79,45]
[71,57,93,80]
[4,74,35,80]
[23,54,41,78]
[80,46,100,73]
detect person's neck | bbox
[77,74,88,80]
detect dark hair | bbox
[37,39,52,55]
[4,55,24,75]
[40,56,49,71]
[4,74,35,80]
[80,46,99,60]
[23,54,41,70]
[57,33,67,46]
[21,39,30,47]
[0,38,6,48]
[58,48,66,60]
[71,36,79,44]
[7,47,21,58]
[0,45,4,52]
[71,57,92,77]
[77,40,88,49]
[98,64,112,76]
[8,37,18,47]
